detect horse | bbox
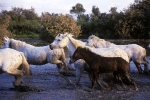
[0,48,30,88]
[70,46,138,91]
[1,37,68,74]
[50,33,129,85]
[86,35,149,74]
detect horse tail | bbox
[20,53,30,81]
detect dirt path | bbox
[0,57,150,100]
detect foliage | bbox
[70,3,86,17]
[1,0,150,42]
[115,0,150,39]
[2,7,41,37]
[75,0,150,39]
[40,12,81,42]
[0,12,11,46]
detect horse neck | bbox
[67,36,84,56]
[66,37,76,57]
[69,36,85,47]
[79,48,93,65]
[96,39,115,47]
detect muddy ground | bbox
[0,57,150,100]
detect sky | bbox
[0,0,135,16]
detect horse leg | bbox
[88,71,95,90]
[123,73,138,91]
[144,62,149,74]
[54,60,68,71]
[113,71,124,85]
[95,72,106,90]
[13,75,23,87]
[113,71,118,83]
[91,78,96,90]
[56,64,64,73]
[142,58,149,74]
[14,75,24,85]
[75,66,84,85]
[134,61,143,74]
[61,59,68,71]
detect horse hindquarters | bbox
[132,46,149,74]
[118,59,138,91]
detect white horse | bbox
[50,33,129,85]
[0,48,30,88]
[86,35,149,74]
[1,37,68,73]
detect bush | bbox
[40,13,81,42]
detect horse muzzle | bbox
[49,44,61,50]
[49,44,53,50]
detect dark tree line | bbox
[71,0,150,39]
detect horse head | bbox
[86,35,108,48]
[1,37,11,49]
[49,33,71,50]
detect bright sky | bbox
[0,0,135,16]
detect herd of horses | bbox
[0,33,150,91]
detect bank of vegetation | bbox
[0,0,150,46]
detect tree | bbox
[40,13,81,42]
[92,6,100,16]
[115,0,150,39]
[0,5,11,46]
[3,7,41,37]
[70,3,86,17]
[109,7,117,15]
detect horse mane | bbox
[67,34,84,48]
[90,35,115,46]
[78,46,101,58]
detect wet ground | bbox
[0,57,150,100]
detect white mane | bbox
[10,39,35,50]
[87,35,115,48]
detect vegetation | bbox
[0,0,150,45]
[40,12,81,42]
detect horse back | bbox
[91,56,129,73]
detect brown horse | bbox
[70,46,138,91]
